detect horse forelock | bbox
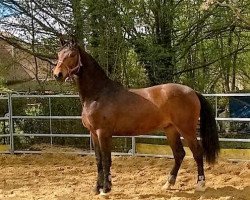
[58,40,78,52]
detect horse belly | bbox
[113,109,168,136]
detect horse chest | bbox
[81,101,109,130]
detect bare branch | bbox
[0,36,56,65]
[173,44,250,76]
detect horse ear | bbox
[59,37,66,46]
[70,36,77,45]
[71,37,76,44]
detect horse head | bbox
[53,37,82,81]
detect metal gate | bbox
[0,93,249,159]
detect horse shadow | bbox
[175,186,250,200]
[109,186,250,200]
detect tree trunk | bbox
[71,0,84,43]
[153,0,174,83]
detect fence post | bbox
[132,136,136,156]
[215,96,218,118]
[49,97,53,146]
[89,134,93,154]
[8,93,14,154]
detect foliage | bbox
[0,0,250,92]
[7,80,76,94]
[1,0,249,150]
[120,49,149,88]
[10,96,89,150]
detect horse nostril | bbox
[58,72,63,78]
[54,72,63,81]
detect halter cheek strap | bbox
[57,54,82,81]
[69,54,82,76]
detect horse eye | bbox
[69,52,77,57]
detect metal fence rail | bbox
[0,93,249,157]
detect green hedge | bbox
[0,95,249,151]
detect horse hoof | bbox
[162,182,173,190]
[195,181,206,192]
[99,189,109,196]
[93,186,102,195]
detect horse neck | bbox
[77,49,112,102]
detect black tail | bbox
[196,92,220,164]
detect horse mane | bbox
[74,43,124,100]
[78,44,124,87]
[77,45,109,79]
[60,41,106,77]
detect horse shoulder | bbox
[81,101,100,129]
[81,98,116,130]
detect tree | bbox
[0,0,250,92]
[0,0,78,90]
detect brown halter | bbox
[58,52,82,82]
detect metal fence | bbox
[0,93,249,157]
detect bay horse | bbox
[53,39,219,195]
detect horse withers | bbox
[53,38,219,195]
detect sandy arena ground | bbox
[0,153,249,200]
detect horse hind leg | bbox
[184,133,205,192]
[162,125,185,190]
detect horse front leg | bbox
[97,131,112,195]
[91,133,104,194]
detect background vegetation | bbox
[0,0,249,151]
[0,0,249,92]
